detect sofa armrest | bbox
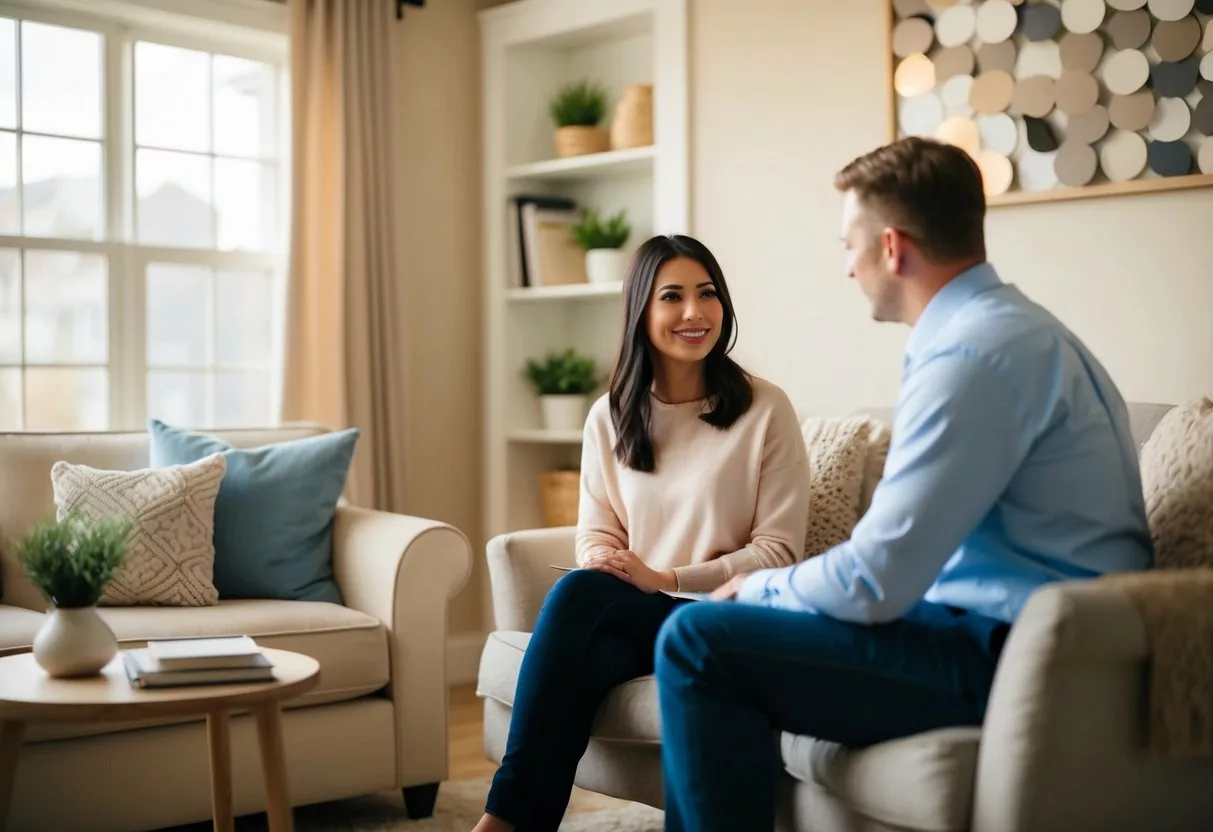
[331,504,472,789]
[485,527,576,632]
[973,580,1213,832]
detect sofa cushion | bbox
[478,630,660,743]
[781,728,981,832]
[14,598,389,743]
[0,424,332,611]
[148,420,358,605]
[50,453,227,606]
[0,604,44,657]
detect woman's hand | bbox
[584,549,677,594]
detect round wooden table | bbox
[0,647,319,832]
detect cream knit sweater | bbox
[575,376,811,593]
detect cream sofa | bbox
[0,424,473,832]
[477,403,1213,832]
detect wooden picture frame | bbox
[885,0,1213,207]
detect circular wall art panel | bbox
[891,0,1213,200]
[1107,9,1153,49]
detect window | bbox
[0,6,288,431]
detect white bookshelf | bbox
[479,0,689,541]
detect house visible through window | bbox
[0,9,288,432]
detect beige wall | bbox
[394,0,484,635]
[692,1,1213,417]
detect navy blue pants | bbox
[655,599,1010,831]
[485,568,687,831]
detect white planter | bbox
[33,606,118,678]
[585,248,626,285]
[539,394,590,432]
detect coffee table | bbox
[0,646,319,832]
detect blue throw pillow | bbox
[147,420,359,604]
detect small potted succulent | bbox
[570,208,630,285]
[549,79,609,158]
[524,348,599,432]
[15,511,131,677]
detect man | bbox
[652,136,1153,831]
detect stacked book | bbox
[122,635,274,688]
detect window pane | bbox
[0,131,17,235]
[24,250,107,364]
[0,368,18,429]
[216,370,272,427]
[217,271,275,365]
[135,42,209,153]
[22,135,103,240]
[147,264,209,366]
[147,370,207,427]
[21,22,102,140]
[215,158,275,252]
[25,367,106,429]
[0,19,16,130]
[214,55,276,158]
[0,248,20,362]
[136,149,212,247]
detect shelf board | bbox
[506,146,655,182]
[507,429,584,444]
[506,281,623,302]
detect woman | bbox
[474,234,810,832]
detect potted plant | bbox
[524,348,599,431]
[549,79,609,158]
[15,511,132,678]
[570,208,631,285]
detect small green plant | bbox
[549,80,607,128]
[525,348,599,396]
[570,208,630,250]
[14,511,132,608]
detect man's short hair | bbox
[834,137,986,264]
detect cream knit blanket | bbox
[1101,398,1213,758]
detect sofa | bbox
[0,424,473,832]
[477,402,1213,832]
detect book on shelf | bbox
[508,194,587,289]
[123,635,275,688]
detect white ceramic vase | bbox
[32,605,118,678]
[539,394,590,432]
[585,248,626,285]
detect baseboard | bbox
[447,631,487,686]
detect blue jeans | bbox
[655,599,1010,831]
[486,568,686,831]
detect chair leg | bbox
[402,782,439,819]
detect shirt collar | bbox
[904,261,1002,364]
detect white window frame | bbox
[0,0,290,431]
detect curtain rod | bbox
[397,0,424,19]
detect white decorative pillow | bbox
[799,416,872,558]
[859,418,891,517]
[1138,397,1213,570]
[50,453,227,606]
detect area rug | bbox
[173,780,664,831]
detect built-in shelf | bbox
[507,429,584,444]
[506,281,623,302]
[506,146,656,183]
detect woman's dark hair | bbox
[608,234,753,473]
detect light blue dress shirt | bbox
[737,262,1153,624]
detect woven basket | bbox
[610,84,653,150]
[553,126,609,158]
[539,469,580,527]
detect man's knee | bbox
[655,602,727,681]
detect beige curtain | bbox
[283,0,408,511]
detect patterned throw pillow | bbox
[799,416,873,558]
[1139,396,1213,570]
[50,453,227,606]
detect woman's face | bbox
[644,256,724,366]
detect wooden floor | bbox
[449,681,498,780]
